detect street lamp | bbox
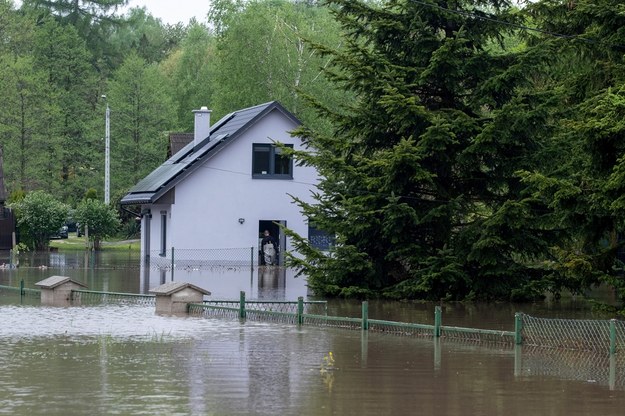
[102,95,110,205]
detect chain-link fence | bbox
[147,247,257,270]
[3,283,625,355]
[71,290,156,306]
[0,284,41,305]
[521,314,625,353]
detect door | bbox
[258,220,286,266]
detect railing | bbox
[147,247,257,270]
[1,247,256,270]
[520,314,625,354]
[2,283,624,354]
[71,290,156,306]
[190,297,517,345]
[0,283,41,306]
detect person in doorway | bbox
[261,230,278,266]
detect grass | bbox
[49,233,140,251]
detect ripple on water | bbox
[0,304,243,342]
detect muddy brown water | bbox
[0,251,623,415]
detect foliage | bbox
[74,198,121,250]
[108,7,187,65]
[10,190,69,250]
[209,0,347,126]
[288,0,558,301]
[33,18,100,203]
[21,0,129,72]
[513,0,625,304]
[108,52,176,194]
[164,22,215,129]
[3,0,625,306]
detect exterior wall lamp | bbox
[238,218,245,224]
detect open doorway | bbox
[258,220,286,266]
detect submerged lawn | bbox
[49,234,140,251]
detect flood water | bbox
[1,251,624,415]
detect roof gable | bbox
[121,101,300,205]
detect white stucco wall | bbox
[143,108,319,257]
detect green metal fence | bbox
[189,292,328,323]
[520,314,625,354]
[0,283,41,301]
[71,290,156,306]
[2,283,625,354]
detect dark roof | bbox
[168,133,194,158]
[121,101,300,205]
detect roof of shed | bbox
[35,275,88,289]
[121,101,300,205]
[150,281,211,296]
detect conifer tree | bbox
[288,0,549,300]
[515,0,625,302]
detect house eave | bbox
[120,193,155,205]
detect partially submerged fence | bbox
[190,298,517,345]
[0,247,256,270]
[1,283,624,354]
[147,247,257,270]
[0,282,41,301]
[520,314,625,354]
[68,289,328,315]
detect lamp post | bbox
[102,95,110,205]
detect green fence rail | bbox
[2,284,625,354]
[189,299,625,353]
[520,314,625,353]
[189,293,328,322]
[71,290,156,306]
[0,283,41,300]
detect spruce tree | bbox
[288,0,548,300]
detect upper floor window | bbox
[252,144,293,179]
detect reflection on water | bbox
[517,345,625,391]
[1,304,625,415]
[0,251,308,300]
[2,251,625,414]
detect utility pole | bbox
[103,95,110,205]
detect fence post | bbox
[362,301,369,330]
[297,296,304,325]
[515,312,523,345]
[610,319,617,355]
[434,305,441,337]
[239,291,246,319]
[251,246,254,268]
[20,279,24,302]
[171,247,175,281]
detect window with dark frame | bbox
[252,144,293,178]
[160,211,167,256]
[308,222,334,251]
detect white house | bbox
[121,101,322,267]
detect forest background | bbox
[2,0,625,307]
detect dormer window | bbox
[252,144,293,179]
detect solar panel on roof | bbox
[121,101,290,205]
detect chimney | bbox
[193,106,212,148]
